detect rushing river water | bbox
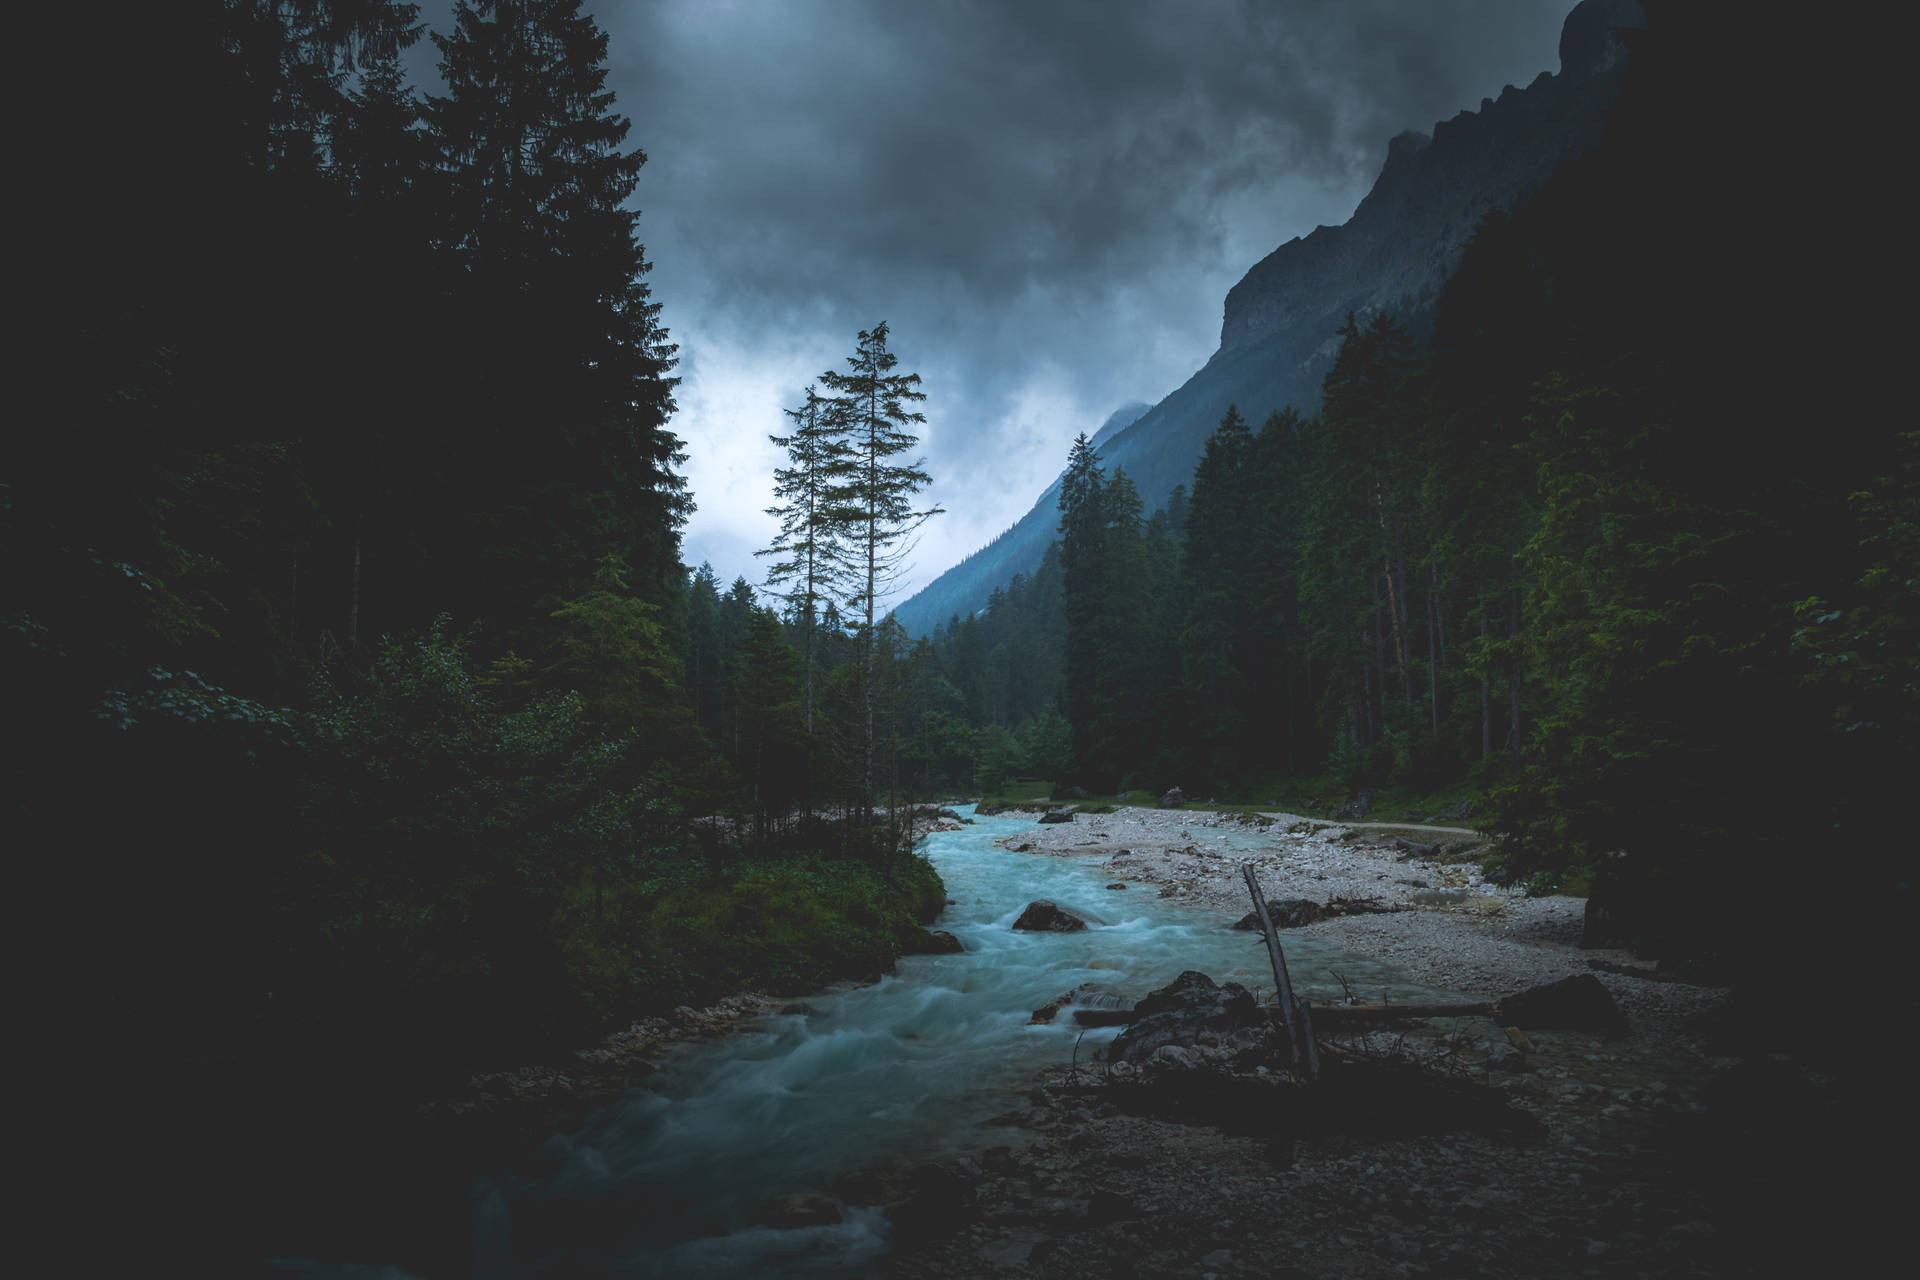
[466,807,1450,1277]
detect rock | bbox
[910,804,962,820]
[1487,1042,1528,1072]
[1030,982,1126,1025]
[1494,973,1627,1034]
[1150,1044,1201,1069]
[1012,900,1096,932]
[1231,898,1323,931]
[1440,798,1477,820]
[1106,882,1128,890]
[1055,785,1089,800]
[1159,787,1187,808]
[1274,898,1320,924]
[1038,809,1075,824]
[1116,791,1134,802]
[757,1192,843,1229]
[902,928,964,955]
[1011,842,1034,852]
[1108,970,1262,1065]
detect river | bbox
[452,806,1448,1277]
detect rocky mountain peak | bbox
[1560,0,1642,83]
[1217,0,1643,356]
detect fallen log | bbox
[1072,1000,1494,1029]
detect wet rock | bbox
[903,928,965,955]
[1495,973,1628,1034]
[1038,809,1075,824]
[1011,842,1034,853]
[757,1192,843,1228]
[910,804,963,820]
[1109,970,1261,1065]
[1013,900,1095,932]
[1030,982,1126,1025]
[1106,882,1128,890]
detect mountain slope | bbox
[894,0,1643,638]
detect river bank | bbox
[875,804,1752,1278]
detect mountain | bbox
[894,0,1643,638]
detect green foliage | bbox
[630,853,945,1003]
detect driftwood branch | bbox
[1243,863,1316,1076]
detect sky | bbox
[410,0,1576,605]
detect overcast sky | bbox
[412,1,1575,605]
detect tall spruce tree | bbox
[818,322,941,818]
[1058,433,1108,784]
[427,0,683,627]
[761,385,855,741]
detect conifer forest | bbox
[13,2,1911,1275]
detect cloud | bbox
[411,1,1576,602]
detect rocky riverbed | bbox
[869,804,1747,1279]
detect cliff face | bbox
[895,0,1643,638]
[1219,0,1643,358]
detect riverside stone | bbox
[1012,900,1095,932]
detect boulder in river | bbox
[1107,970,1260,1064]
[1030,982,1129,1025]
[1012,899,1095,932]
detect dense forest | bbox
[897,2,1914,977]
[15,12,949,1253]
[11,1,1912,1266]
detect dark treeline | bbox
[15,8,943,1261]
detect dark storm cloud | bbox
[407,1,1577,596]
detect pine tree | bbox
[427,0,683,626]
[761,384,855,741]
[1057,433,1108,783]
[817,322,941,818]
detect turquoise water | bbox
[476,807,1448,1276]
